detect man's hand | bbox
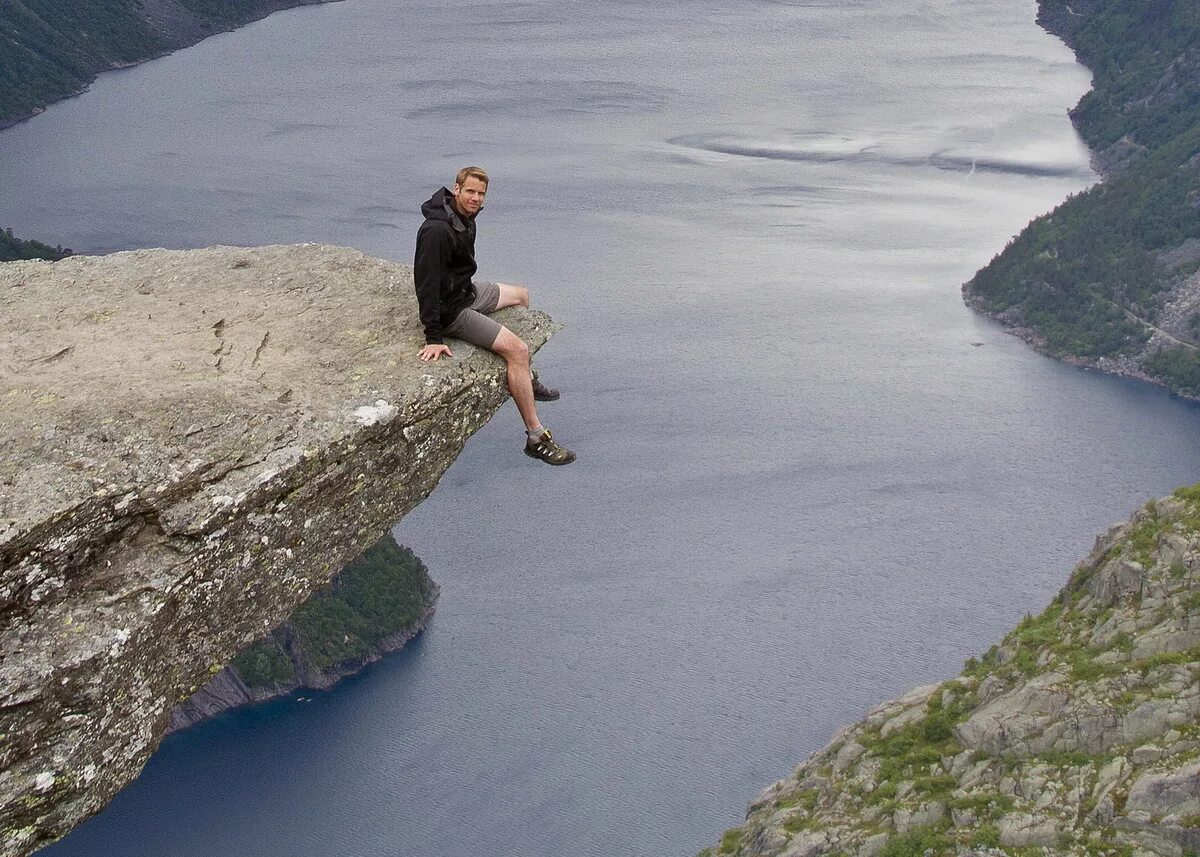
[419,343,454,361]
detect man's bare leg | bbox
[490,326,575,464]
[491,326,540,430]
[495,283,529,309]
[492,283,559,401]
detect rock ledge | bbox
[0,244,556,856]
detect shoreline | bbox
[964,293,1200,406]
[961,0,1200,403]
[0,0,342,133]
[168,592,440,734]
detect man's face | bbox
[452,177,487,218]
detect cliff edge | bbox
[701,489,1200,857]
[0,243,557,856]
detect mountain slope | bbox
[0,0,336,128]
[702,487,1200,856]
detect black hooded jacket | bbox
[413,186,478,344]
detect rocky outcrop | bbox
[0,244,557,857]
[701,488,1200,857]
[169,664,259,728]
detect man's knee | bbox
[497,284,529,309]
[492,328,530,364]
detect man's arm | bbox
[413,224,453,345]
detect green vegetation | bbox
[878,827,952,857]
[781,815,812,836]
[716,828,743,855]
[174,0,292,24]
[947,793,1014,815]
[967,126,1200,360]
[969,823,1002,848]
[858,689,978,807]
[1146,347,1200,398]
[1047,0,1200,153]
[775,788,820,812]
[230,538,436,688]
[229,636,295,687]
[0,1,163,122]
[0,228,71,262]
[0,0,315,125]
[964,0,1200,396]
[1128,498,1163,564]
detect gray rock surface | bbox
[166,663,256,729]
[0,244,558,856]
[700,490,1200,857]
[1125,762,1200,818]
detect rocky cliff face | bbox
[0,244,557,857]
[702,489,1200,857]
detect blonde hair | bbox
[455,166,489,188]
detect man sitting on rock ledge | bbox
[414,166,576,465]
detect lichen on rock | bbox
[701,487,1200,857]
[0,244,558,857]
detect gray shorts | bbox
[444,280,502,348]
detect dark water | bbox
[8,0,1200,855]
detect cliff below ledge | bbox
[0,243,557,857]
[167,535,440,734]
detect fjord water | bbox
[9,0,1200,854]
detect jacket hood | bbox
[421,187,470,231]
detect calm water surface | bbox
[8,0,1200,854]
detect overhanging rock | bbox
[0,244,558,856]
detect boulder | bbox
[1125,762,1200,818]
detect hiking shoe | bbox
[524,429,576,465]
[531,370,560,402]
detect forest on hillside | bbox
[0,0,320,126]
[965,0,1200,397]
[0,227,71,262]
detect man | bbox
[413,166,576,465]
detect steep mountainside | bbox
[0,0,337,128]
[963,0,1200,398]
[701,487,1200,857]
